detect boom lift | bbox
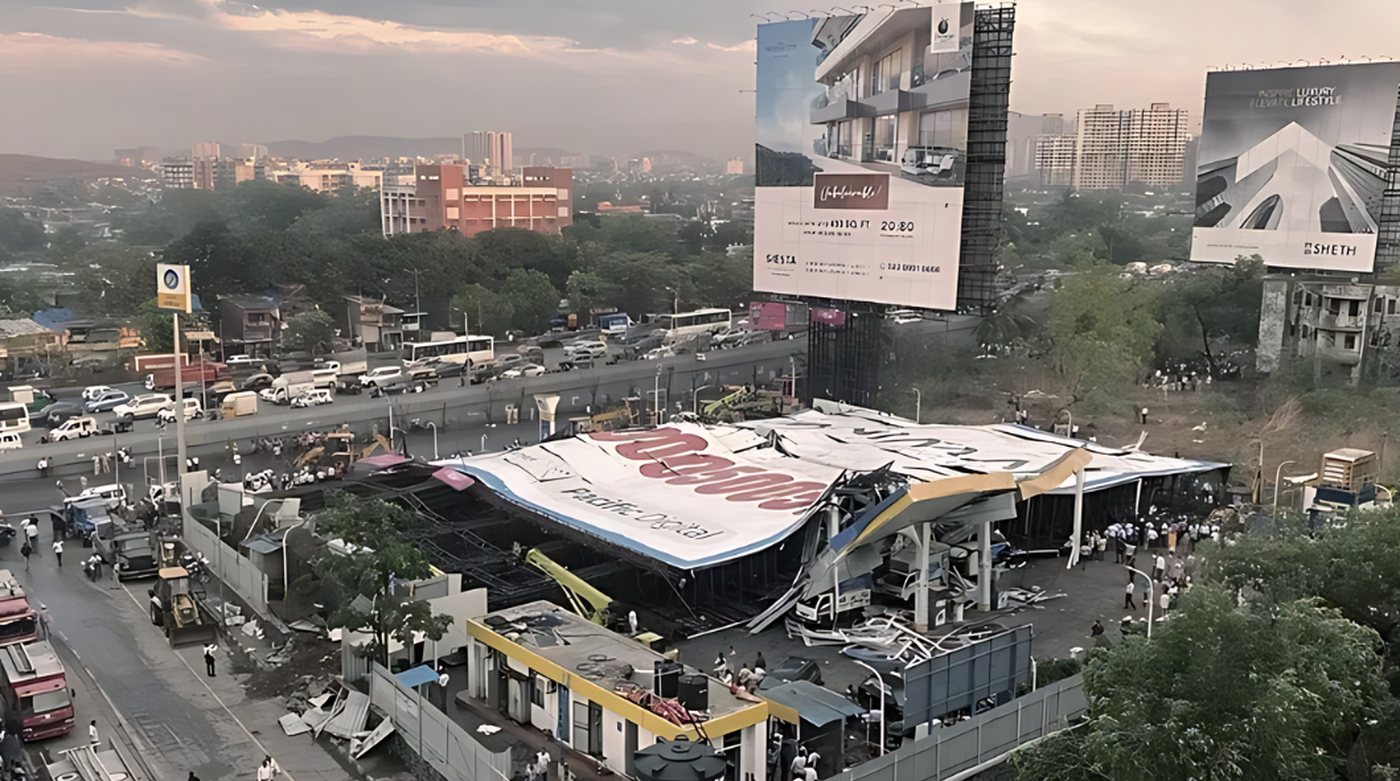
[517,546,618,626]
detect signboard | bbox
[754,5,974,311]
[749,302,789,331]
[1191,62,1400,272]
[904,625,1033,726]
[451,424,844,570]
[156,264,191,313]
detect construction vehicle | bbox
[297,432,393,470]
[0,571,37,647]
[520,546,619,626]
[148,567,217,647]
[49,496,114,541]
[0,641,73,741]
[91,518,159,580]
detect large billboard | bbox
[1192,62,1400,272]
[753,5,974,311]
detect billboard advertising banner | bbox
[1192,62,1400,272]
[754,5,974,311]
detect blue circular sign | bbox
[163,269,181,290]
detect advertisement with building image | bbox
[1191,62,1400,272]
[753,5,974,311]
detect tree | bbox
[500,268,559,335]
[282,309,337,356]
[139,298,175,354]
[1016,587,1391,781]
[1154,256,1264,375]
[312,494,451,668]
[451,285,514,336]
[45,226,86,266]
[75,245,159,315]
[1040,263,1161,398]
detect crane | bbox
[520,547,618,626]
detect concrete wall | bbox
[183,510,269,616]
[1256,278,1288,374]
[370,663,513,781]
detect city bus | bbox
[0,403,30,435]
[401,335,495,367]
[649,308,733,344]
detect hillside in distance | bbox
[0,154,151,198]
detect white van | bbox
[0,431,21,451]
[157,397,203,424]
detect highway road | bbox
[0,337,807,483]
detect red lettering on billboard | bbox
[591,428,827,513]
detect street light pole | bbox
[912,388,921,424]
[1123,564,1155,639]
[850,660,884,756]
[426,422,439,460]
[1272,460,1296,513]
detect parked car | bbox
[290,389,334,408]
[240,372,275,391]
[758,657,824,691]
[501,363,546,379]
[81,385,115,402]
[407,359,465,380]
[494,353,527,369]
[45,416,99,442]
[226,355,258,368]
[43,402,84,428]
[372,379,428,396]
[557,356,594,371]
[113,394,175,420]
[360,367,404,388]
[85,390,132,414]
[564,341,608,360]
[156,397,203,424]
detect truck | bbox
[327,347,368,377]
[148,567,218,647]
[133,353,190,373]
[0,571,37,647]
[9,385,55,417]
[876,542,953,603]
[91,519,159,580]
[260,370,315,405]
[0,641,74,741]
[220,391,259,418]
[50,496,113,541]
[145,361,229,391]
[794,573,874,624]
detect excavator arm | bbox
[524,548,615,626]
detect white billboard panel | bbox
[1191,62,1400,272]
[754,6,974,310]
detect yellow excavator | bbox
[518,545,618,626]
[298,432,393,469]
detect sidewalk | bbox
[45,629,159,781]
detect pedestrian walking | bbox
[25,522,38,556]
[1139,407,1148,425]
[256,756,280,781]
[38,604,50,640]
[89,720,99,744]
[1153,553,1166,582]
[19,542,31,571]
[1090,619,1105,637]
[204,643,217,677]
[1159,590,1171,615]
[53,540,63,567]
[437,666,450,707]
[188,773,201,781]
[1095,532,1107,561]
[1124,577,1137,611]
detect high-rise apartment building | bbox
[726,158,746,175]
[191,142,221,190]
[269,161,383,193]
[1035,135,1077,187]
[464,131,514,178]
[215,158,257,191]
[382,164,572,238]
[160,157,193,189]
[1073,103,1190,190]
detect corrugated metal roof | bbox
[760,680,865,727]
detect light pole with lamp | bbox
[850,660,885,756]
[1123,564,1155,639]
[912,388,922,424]
[480,434,488,453]
[692,385,716,414]
[425,422,439,460]
[1272,460,1296,513]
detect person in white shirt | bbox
[89,720,99,744]
[256,756,280,781]
[1153,553,1166,581]
[437,667,450,707]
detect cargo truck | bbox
[0,571,37,648]
[259,370,315,405]
[145,361,229,391]
[91,519,159,580]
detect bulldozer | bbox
[298,432,393,470]
[148,567,217,648]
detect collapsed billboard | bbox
[1192,62,1400,272]
[753,5,974,310]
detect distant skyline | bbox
[0,0,1394,162]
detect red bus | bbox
[0,641,73,741]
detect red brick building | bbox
[389,164,573,237]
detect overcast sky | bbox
[0,0,1394,161]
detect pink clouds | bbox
[0,31,205,64]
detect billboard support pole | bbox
[913,522,930,631]
[173,311,189,526]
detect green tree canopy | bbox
[311,494,451,667]
[281,309,337,356]
[1041,263,1162,398]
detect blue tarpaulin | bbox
[395,664,439,689]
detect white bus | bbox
[649,308,733,343]
[401,335,495,367]
[0,403,30,435]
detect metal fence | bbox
[369,663,513,781]
[183,514,270,617]
[835,674,1086,781]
